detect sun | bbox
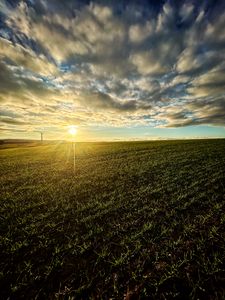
[68,126,77,135]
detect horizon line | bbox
[1,137,225,143]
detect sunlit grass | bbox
[0,139,225,299]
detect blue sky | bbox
[0,0,225,141]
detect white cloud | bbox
[130,51,168,75]
[129,21,153,43]
[0,37,58,76]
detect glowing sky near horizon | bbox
[0,0,225,141]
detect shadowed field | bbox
[0,140,225,299]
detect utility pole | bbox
[73,140,76,173]
[41,132,43,142]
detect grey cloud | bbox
[0,60,60,102]
[0,126,27,132]
[188,69,225,97]
[0,61,22,94]
[166,114,225,127]
[79,91,152,112]
[0,108,21,118]
[164,97,225,127]
[0,116,30,125]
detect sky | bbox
[0,0,225,141]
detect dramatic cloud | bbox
[0,0,225,138]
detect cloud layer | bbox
[0,0,225,136]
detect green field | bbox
[1,139,225,299]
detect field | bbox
[1,139,225,299]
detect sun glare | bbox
[68,126,77,135]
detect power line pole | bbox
[41,132,43,142]
[73,140,76,173]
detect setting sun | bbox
[68,126,77,135]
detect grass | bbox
[0,139,225,299]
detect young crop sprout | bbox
[68,126,77,173]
